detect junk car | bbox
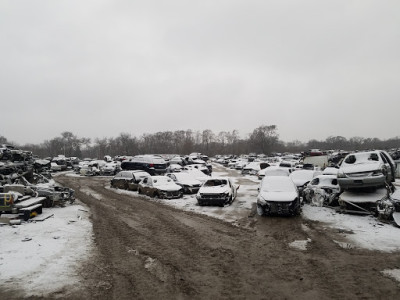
[257,176,300,216]
[166,172,202,194]
[137,176,183,199]
[196,177,239,206]
[337,150,396,190]
[111,170,150,190]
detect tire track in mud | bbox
[55,174,400,299]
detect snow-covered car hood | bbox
[340,161,382,174]
[198,186,229,194]
[156,184,182,192]
[259,191,298,202]
[179,179,201,186]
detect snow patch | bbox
[302,205,400,252]
[289,238,312,251]
[0,202,93,296]
[382,269,400,283]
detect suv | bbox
[121,155,167,175]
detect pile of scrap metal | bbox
[0,145,75,224]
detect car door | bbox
[380,151,396,182]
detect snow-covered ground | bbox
[2,167,400,296]
[0,202,93,297]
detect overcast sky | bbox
[1,0,399,145]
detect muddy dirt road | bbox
[46,169,400,300]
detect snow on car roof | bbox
[261,176,296,192]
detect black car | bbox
[121,155,167,175]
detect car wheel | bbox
[257,204,265,216]
[138,188,142,194]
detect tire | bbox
[138,188,142,194]
[257,204,265,216]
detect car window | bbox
[344,155,356,164]
[369,153,379,161]
[204,179,227,187]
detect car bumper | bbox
[258,199,300,215]
[338,175,386,189]
[196,195,230,206]
[159,190,182,199]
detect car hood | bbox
[156,184,181,191]
[340,162,381,173]
[199,186,229,194]
[259,191,298,202]
[179,179,201,186]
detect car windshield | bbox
[204,179,227,187]
[344,152,380,165]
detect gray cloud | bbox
[1,0,400,145]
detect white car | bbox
[166,172,202,194]
[196,177,239,206]
[257,176,300,216]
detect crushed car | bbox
[303,174,341,206]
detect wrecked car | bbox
[289,169,321,198]
[196,177,239,206]
[110,170,150,190]
[303,175,341,206]
[137,176,183,199]
[242,162,269,175]
[337,150,396,190]
[166,172,202,194]
[257,176,300,216]
[257,166,290,180]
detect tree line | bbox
[1,125,400,159]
